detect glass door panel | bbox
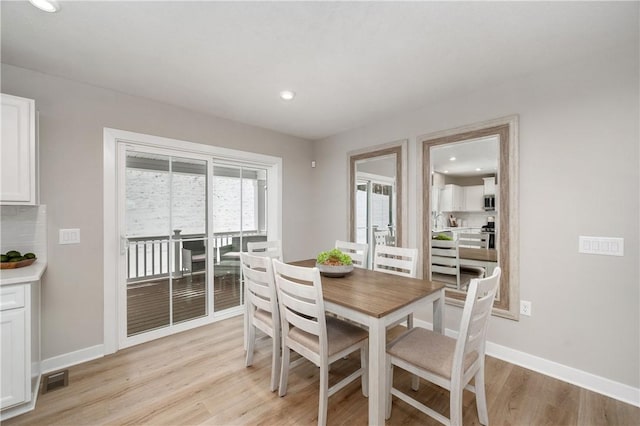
[171,157,208,325]
[212,166,242,312]
[125,152,171,336]
[211,165,268,312]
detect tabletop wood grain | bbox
[459,247,498,262]
[291,259,445,318]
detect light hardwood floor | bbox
[5,316,638,425]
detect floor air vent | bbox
[42,369,69,394]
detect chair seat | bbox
[460,265,485,276]
[387,328,478,380]
[288,316,368,357]
[254,308,273,328]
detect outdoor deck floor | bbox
[127,271,241,336]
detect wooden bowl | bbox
[0,258,36,269]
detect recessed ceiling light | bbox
[449,156,456,161]
[475,168,482,171]
[28,0,60,12]
[444,170,449,174]
[279,90,295,101]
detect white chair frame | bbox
[247,240,283,260]
[334,240,369,269]
[457,232,489,249]
[386,267,502,426]
[272,259,368,426]
[241,252,281,392]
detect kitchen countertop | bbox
[0,260,47,285]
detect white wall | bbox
[0,64,315,360]
[311,42,639,388]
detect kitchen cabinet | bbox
[1,94,37,205]
[0,278,41,420]
[439,184,464,212]
[483,176,496,195]
[463,185,484,211]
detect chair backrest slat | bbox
[373,245,418,278]
[458,232,489,249]
[430,239,460,286]
[241,252,279,322]
[334,240,368,269]
[452,268,501,380]
[247,240,283,260]
[273,260,328,354]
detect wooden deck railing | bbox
[126,230,265,282]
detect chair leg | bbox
[361,344,368,397]
[385,358,393,420]
[450,381,463,426]
[407,314,420,392]
[245,324,255,367]
[475,367,489,425]
[278,347,290,397]
[318,364,329,426]
[270,333,280,392]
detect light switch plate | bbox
[578,236,624,256]
[59,228,81,245]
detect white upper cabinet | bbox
[439,184,464,212]
[1,94,37,205]
[463,185,484,211]
[483,176,496,195]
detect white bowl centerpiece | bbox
[316,248,354,278]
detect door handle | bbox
[120,236,128,255]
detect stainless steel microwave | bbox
[483,195,495,211]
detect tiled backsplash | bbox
[0,205,47,261]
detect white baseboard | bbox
[40,344,104,374]
[413,319,640,407]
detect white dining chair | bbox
[241,252,280,392]
[431,239,484,290]
[385,267,502,426]
[247,240,282,260]
[334,240,368,269]
[272,259,368,426]
[373,245,418,328]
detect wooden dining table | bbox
[292,260,446,426]
[458,247,498,276]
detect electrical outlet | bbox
[520,300,532,317]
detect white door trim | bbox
[103,128,282,355]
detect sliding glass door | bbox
[118,145,272,348]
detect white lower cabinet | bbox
[1,308,27,409]
[0,282,40,420]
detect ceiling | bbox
[1,1,637,140]
[431,136,498,177]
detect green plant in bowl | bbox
[316,248,353,277]
[434,233,453,241]
[316,248,353,266]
